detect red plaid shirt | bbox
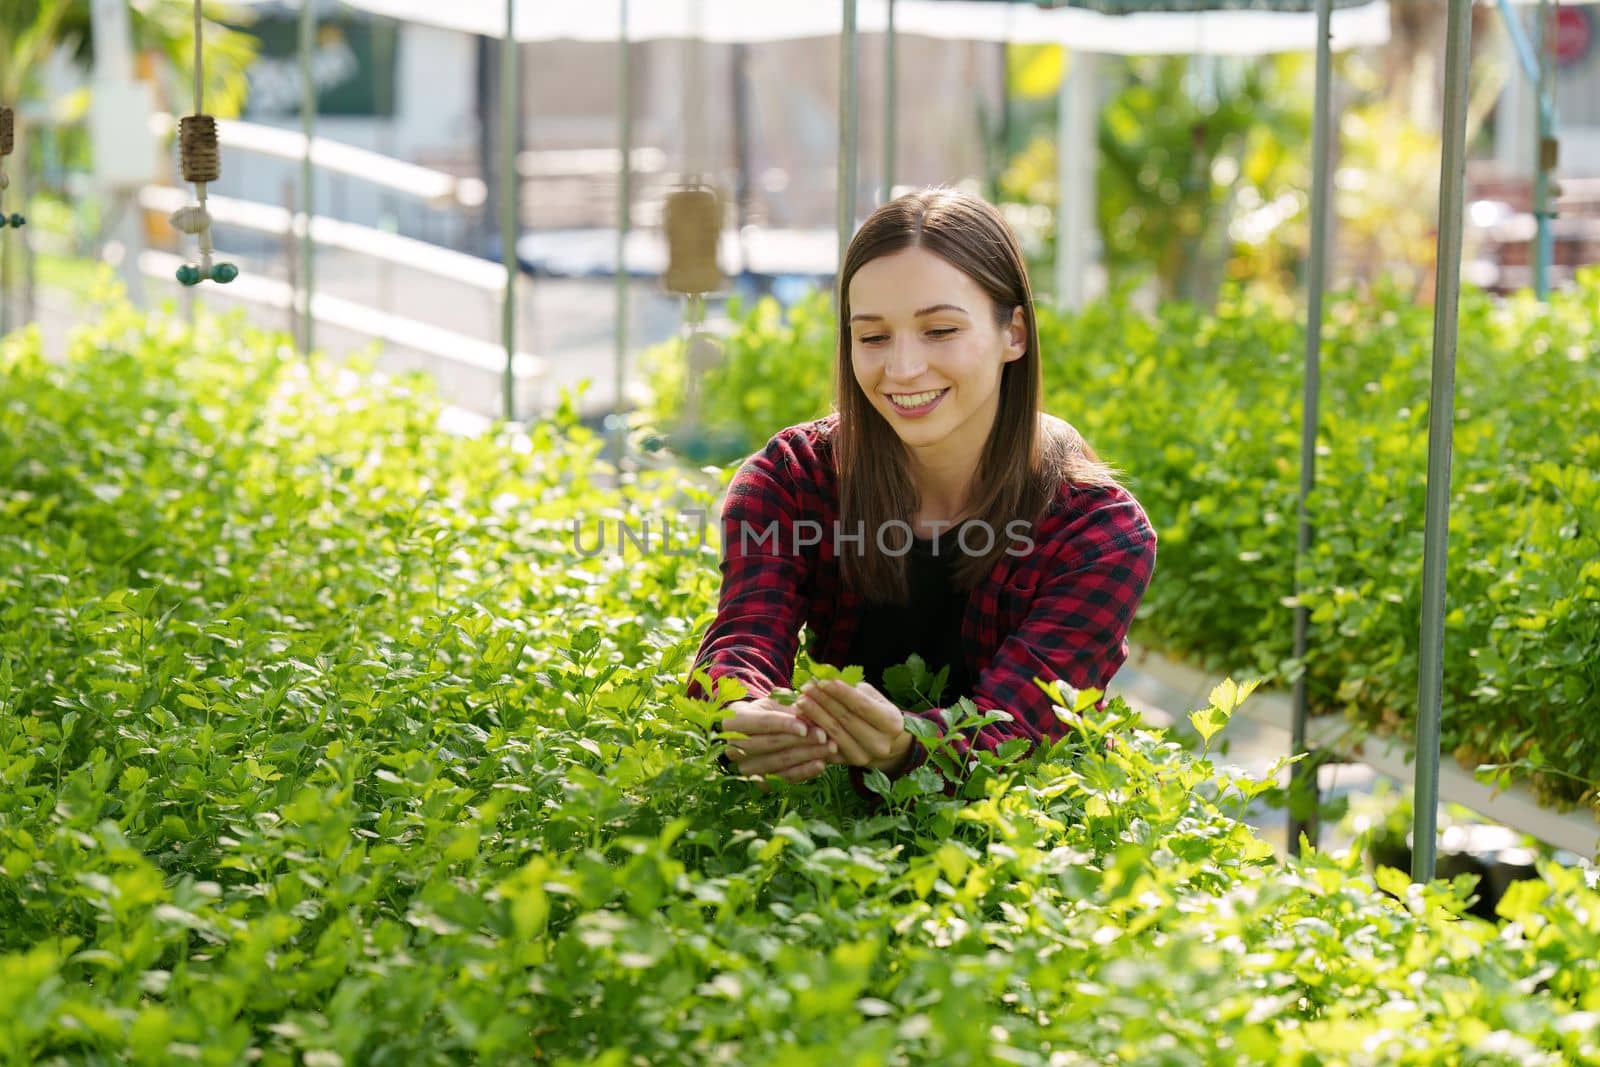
[686,414,1157,804]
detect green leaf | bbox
[1189,705,1230,747]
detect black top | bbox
[841,527,977,706]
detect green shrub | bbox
[2,306,1600,1064]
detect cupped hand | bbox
[717,694,840,790]
[790,678,913,773]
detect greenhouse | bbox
[2,0,1599,1062]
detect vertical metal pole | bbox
[882,0,896,205]
[501,0,519,423]
[0,177,8,336]
[1533,0,1553,300]
[684,1,707,182]
[299,0,316,354]
[1288,0,1334,859]
[837,0,859,291]
[1412,0,1472,887]
[374,19,396,338]
[732,42,753,276]
[282,180,298,337]
[89,0,147,307]
[998,40,1012,191]
[613,0,632,467]
[1056,50,1097,310]
[19,129,36,326]
[1,126,22,335]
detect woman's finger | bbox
[752,755,828,792]
[719,706,812,743]
[792,687,856,756]
[822,678,898,731]
[740,742,835,780]
[727,729,838,760]
[796,683,876,764]
[736,696,829,736]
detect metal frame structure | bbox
[31,0,1485,882]
[495,0,1468,881]
[1411,0,1474,884]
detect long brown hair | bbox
[833,186,1121,605]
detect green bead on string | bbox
[176,261,238,286]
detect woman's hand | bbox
[718,695,839,790]
[792,678,915,774]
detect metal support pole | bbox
[882,0,896,205]
[1056,50,1097,310]
[1494,0,1557,299]
[500,0,519,423]
[89,0,147,307]
[299,0,316,354]
[1288,0,1334,859]
[732,43,753,277]
[1533,0,1554,299]
[1412,0,1473,886]
[613,0,632,467]
[837,0,859,290]
[282,179,298,338]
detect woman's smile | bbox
[886,387,951,416]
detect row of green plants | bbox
[4,305,1599,1063]
[640,270,1600,816]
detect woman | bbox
[686,186,1156,803]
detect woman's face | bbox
[847,246,1026,459]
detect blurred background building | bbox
[3,0,1597,418]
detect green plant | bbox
[6,301,1600,1062]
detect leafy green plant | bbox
[4,302,1600,1064]
[639,291,837,463]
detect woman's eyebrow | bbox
[849,303,969,323]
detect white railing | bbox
[148,112,486,209]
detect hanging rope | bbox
[0,106,25,230]
[172,0,236,285]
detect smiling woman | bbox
[686,186,1157,804]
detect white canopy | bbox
[334,0,1391,56]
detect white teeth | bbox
[889,389,947,408]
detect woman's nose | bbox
[883,337,927,383]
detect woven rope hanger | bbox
[170,0,237,286]
[662,183,724,296]
[662,1,723,298]
[0,105,25,230]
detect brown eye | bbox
[927,327,957,338]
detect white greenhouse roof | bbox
[333,0,1391,56]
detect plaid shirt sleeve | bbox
[685,436,809,715]
[847,487,1156,804]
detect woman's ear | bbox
[1003,305,1027,363]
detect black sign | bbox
[238,14,398,118]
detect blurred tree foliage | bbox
[997,51,1312,308]
[992,31,1508,309]
[1,1,257,113]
